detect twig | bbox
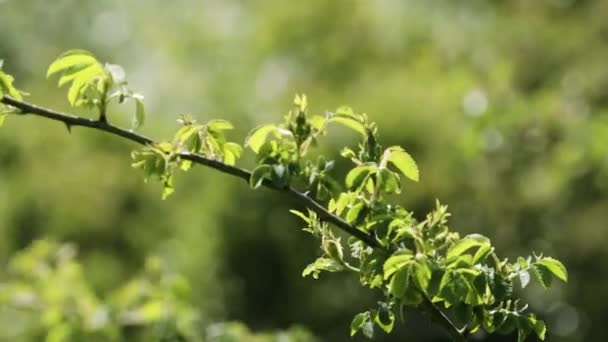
[0,95,466,341]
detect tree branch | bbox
[0,95,466,341]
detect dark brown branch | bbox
[0,95,465,341]
[0,96,380,249]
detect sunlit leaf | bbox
[345,164,376,190]
[46,50,97,77]
[245,124,278,153]
[383,250,414,279]
[536,257,568,282]
[0,69,22,100]
[385,146,419,182]
[330,114,367,136]
[208,119,234,131]
[446,234,490,264]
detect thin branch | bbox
[0,96,379,249]
[0,95,466,341]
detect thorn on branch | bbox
[65,123,72,133]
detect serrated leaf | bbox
[0,70,22,100]
[345,164,375,190]
[245,124,278,153]
[346,202,365,224]
[289,210,310,223]
[47,50,97,77]
[350,312,369,336]
[385,146,419,182]
[377,168,401,194]
[383,250,414,279]
[446,234,490,263]
[249,165,272,189]
[302,257,342,279]
[415,261,432,291]
[374,306,395,333]
[536,257,568,282]
[223,142,242,166]
[531,264,553,289]
[533,318,546,340]
[207,119,234,131]
[330,115,367,136]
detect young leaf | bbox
[249,165,272,189]
[223,142,243,166]
[350,312,370,336]
[245,124,278,153]
[446,234,490,263]
[0,69,22,100]
[329,114,367,136]
[207,119,234,131]
[536,257,568,282]
[46,50,98,77]
[383,250,414,279]
[302,257,342,279]
[374,305,395,333]
[345,164,376,190]
[385,146,419,182]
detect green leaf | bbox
[350,312,370,336]
[377,168,401,194]
[0,69,22,100]
[385,146,419,182]
[383,250,414,279]
[536,257,568,282]
[208,119,234,131]
[245,124,278,153]
[294,93,308,111]
[302,257,342,279]
[46,50,97,77]
[345,164,376,190]
[329,111,367,136]
[532,318,547,340]
[346,202,366,224]
[65,63,106,106]
[162,174,174,200]
[446,234,490,263]
[223,142,243,166]
[374,305,395,333]
[414,261,432,291]
[249,165,272,189]
[289,210,310,223]
[133,94,145,129]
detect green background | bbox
[1,0,605,341]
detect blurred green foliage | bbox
[1,0,607,341]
